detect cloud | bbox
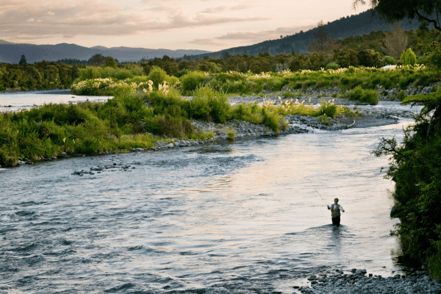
[190,37,224,46]
[202,4,252,14]
[0,0,266,42]
[190,24,316,47]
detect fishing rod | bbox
[312,185,328,206]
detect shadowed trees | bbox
[354,0,441,31]
[307,21,338,56]
[88,54,106,66]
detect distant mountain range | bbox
[190,10,424,58]
[0,42,210,64]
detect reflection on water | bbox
[0,102,418,293]
[0,90,111,112]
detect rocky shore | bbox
[277,84,438,102]
[294,267,441,294]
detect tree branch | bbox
[415,10,441,31]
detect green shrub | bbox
[325,62,340,70]
[148,66,169,89]
[227,128,235,140]
[318,114,331,125]
[180,71,206,93]
[262,108,282,132]
[231,103,262,124]
[340,76,351,86]
[383,55,396,65]
[158,116,194,138]
[112,69,133,80]
[347,86,379,105]
[293,82,303,89]
[399,76,411,89]
[317,100,338,118]
[397,90,407,101]
[430,50,441,70]
[77,138,102,155]
[357,49,382,67]
[401,48,418,66]
[188,87,231,123]
[283,91,300,98]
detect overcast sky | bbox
[1,0,369,51]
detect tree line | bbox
[0,58,80,91]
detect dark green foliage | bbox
[397,90,407,100]
[317,100,338,118]
[187,87,231,123]
[289,54,306,71]
[375,88,441,278]
[306,53,327,70]
[383,55,397,65]
[88,54,106,66]
[347,85,379,104]
[0,61,79,91]
[104,57,118,69]
[334,49,360,68]
[148,66,169,89]
[19,55,27,65]
[158,116,194,138]
[430,48,441,71]
[262,108,281,131]
[368,0,441,31]
[325,62,340,70]
[357,49,383,67]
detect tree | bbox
[19,55,27,65]
[354,0,441,31]
[401,48,418,65]
[333,49,360,67]
[373,90,441,277]
[383,22,408,58]
[104,56,118,68]
[307,21,338,55]
[88,54,106,66]
[357,49,383,67]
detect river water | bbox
[0,90,111,112]
[0,92,422,293]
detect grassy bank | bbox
[71,65,440,105]
[374,89,441,278]
[0,84,347,167]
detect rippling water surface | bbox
[0,90,111,112]
[0,94,421,293]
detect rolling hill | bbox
[190,9,423,58]
[0,42,210,64]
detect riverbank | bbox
[294,267,441,294]
[9,98,415,169]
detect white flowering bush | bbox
[71,78,155,96]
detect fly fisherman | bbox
[327,198,345,227]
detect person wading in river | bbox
[327,198,345,227]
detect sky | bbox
[0,0,370,51]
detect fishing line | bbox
[312,185,328,206]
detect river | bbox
[0,92,422,293]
